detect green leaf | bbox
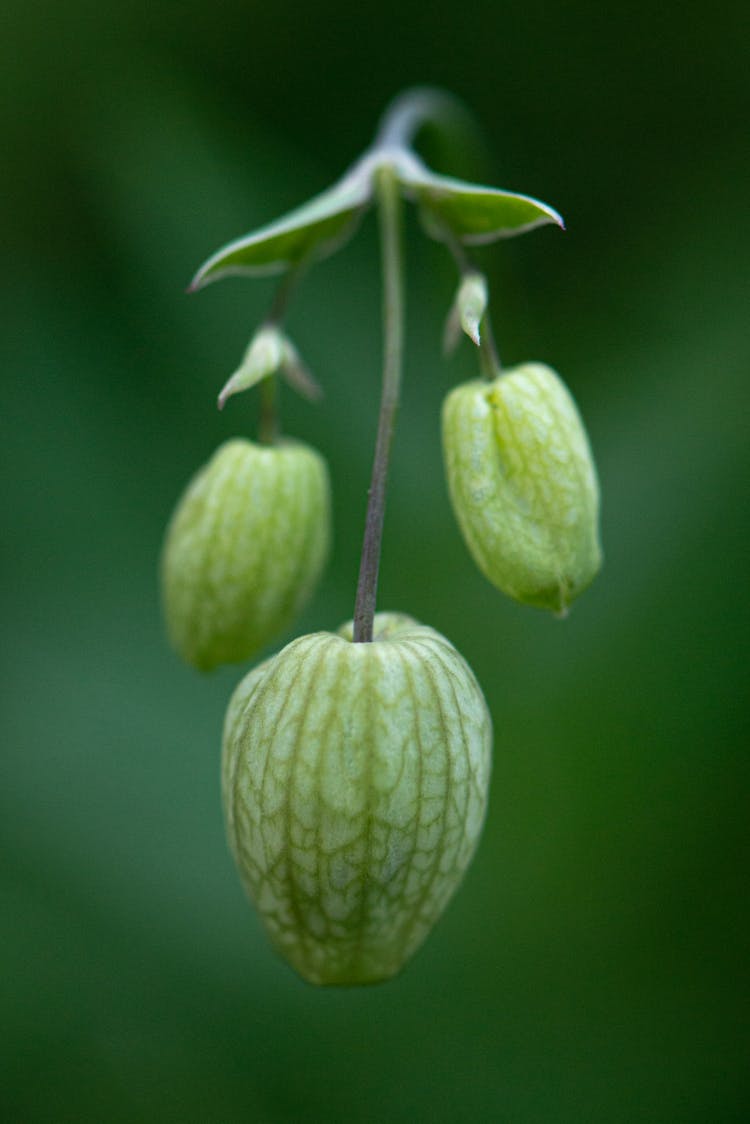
[399,162,564,244]
[190,176,372,290]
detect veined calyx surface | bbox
[161,437,330,671]
[442,363,601,613]
[222,612,492,985]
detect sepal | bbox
[222,612,492,985]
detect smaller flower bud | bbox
[443,271,488,354]
[218,327,285,410]
[218,327,322,410]
[161,438,331,671]
[442,363,601,613]
[222,612,492,985]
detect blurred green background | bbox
[3,1,749,1120]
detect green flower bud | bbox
[222,612,492,986]
[442,363,601,613]
[443,271,488,354]
[161,438,331,671]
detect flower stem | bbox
[478,314,502,379]
[258,374,278,444]
[376,88,452,149]
[440,221,502,378]
[352,164,404,643]
[265,261,305,328]
[255,262,308,444]
[374,86,473,155]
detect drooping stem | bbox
[478,314,502,379]
[374,86,477,160]
[375,88,456,150]
[255,262,308,444]
[265,262,305,328]
[440,221,502,379]
[258,374,278,445]
[352,165,404,643]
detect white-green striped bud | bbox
[161,438,330,671]
[222,612,492,986]
[442,363,601,613]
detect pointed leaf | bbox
[400,162,564,244]
[190,176,372,290]
[217,328,285,409]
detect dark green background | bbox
[3,2,748,1120]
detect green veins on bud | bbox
[442,363,602,614]
[161,438,331,672]
[222,612,493,986]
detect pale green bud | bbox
[217,327,285,410]
[442,363,601,613]
[443,271,488,354]
[222,612,492,986]
[161,438,331,671]
[217,327,322,410]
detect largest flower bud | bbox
[222,612,492,986]
[442,363,601,613]
[161,438,330,671]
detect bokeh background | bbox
[3,1,749,1120]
